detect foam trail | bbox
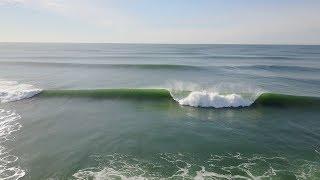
[0,109,25,179]
[0,80,42,103]
[178,91,254,108]
[73,153,320,180]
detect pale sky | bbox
[1,0,320,44]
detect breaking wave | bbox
[0,80,41,103]
[177,91,254,108]
[38,89,320,108]
[1,80,320,108]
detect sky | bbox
[0,0,320,44]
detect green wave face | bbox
[38,89,320,108]
[253,93,320,107]
[40,89,172,100]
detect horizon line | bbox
[0,41,319,46]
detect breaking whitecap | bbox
[178,91,254,108]
[0,80,42,103]
[168,81,263,108]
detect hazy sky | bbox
[1,0,320,44]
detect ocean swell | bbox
[0,81,319,108]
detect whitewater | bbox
[1,80,320,109]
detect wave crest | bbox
[1,80,319,108]
[0,80,42,103]
[178,91,253,108]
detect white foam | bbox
[178,91,253,108]
[0,109,25,180]
[0,80,42,103]
[73,167,148,180]
[72,153,320,180]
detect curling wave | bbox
[38,89,320,108]
[1,81,319,108]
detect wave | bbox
[2,61,319,73]
[1,81,319,108]
[0,61,203,70]
[237,65,320,72]
[0,54,312,60]
[37,89,320,108]
[204,55,303,60]
[40,89,172,99]
[0,80,42,103]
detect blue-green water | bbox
[0,43,319,179]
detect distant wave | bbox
[204,55,304,60]
[236,65,320,72]
[0,61,204,70]
[0,54,316,60]
[1,61,319,72]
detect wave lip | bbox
[178,91,253,108]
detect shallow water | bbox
[0,43,319,179]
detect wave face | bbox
[253,93,320,107]
[0,80,42,103]
[40,89,171,99]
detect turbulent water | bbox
[0,43,320,179]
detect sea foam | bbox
[0,80,42,103]
[72,153,319,180]
[0,109,25,179]
[178,91,253,108]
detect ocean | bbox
[0,43,319,179]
